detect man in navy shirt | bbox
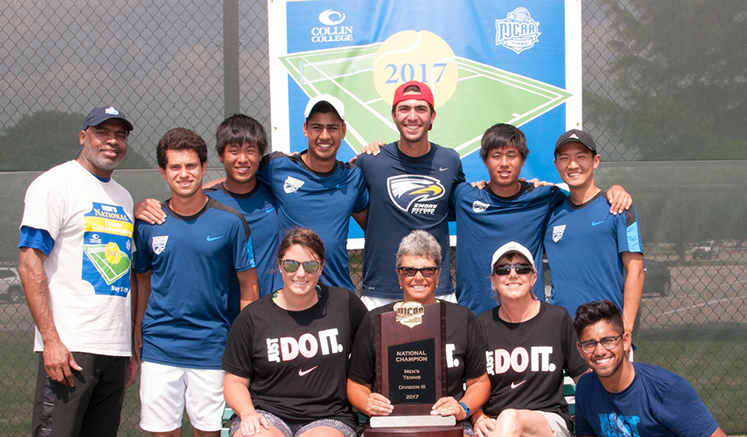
[545,130,644,336]
[573,300,725,437]
[356,81,464,309]
[134,128,258,437]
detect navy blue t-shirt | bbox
[205,182,281,298]
[355,142,465,298]
[134,197,255,369]
[454,182,565,316]
[258,152,368,291]
[544,191,643,318]
[575,362,719,437]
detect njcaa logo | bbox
[495,7,541,54]
[152,236,168,255]
[552,225,566,243]
[283,176,305,193]
[312,9,353,43]
[387,175,444,215]
[472,200,489,213]
[266,328,343,363]
[485,346,555,375]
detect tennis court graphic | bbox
[82,243,131,285]
[279,43,572,158]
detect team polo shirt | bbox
[258,152,369,291]
[454,182,565,316]
[544,191,643,318]
[133,197,255,369]
[205,182,281,298]
[355,142,465,298]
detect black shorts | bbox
[32,352,128,437]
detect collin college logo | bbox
[387,175,444,215]
[495,7,541,54]
[311,9,353,43]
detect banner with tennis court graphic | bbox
[268,0,581,238]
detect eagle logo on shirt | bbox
[387,175,445,213]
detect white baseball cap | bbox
[490,241,536,272]
[304,94,345,121]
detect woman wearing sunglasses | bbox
[347,230,490,437]
[472,241,587,437]
[222,228,368,437]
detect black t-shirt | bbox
[477,302,587,429]
[222,284,369,428]
[348,301,486,400]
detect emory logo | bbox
[283,176,305,193]
[472,200,489,213]
[152,236,168,255]
[552,225,566,243]
[387,175,445,214]
[495,7,541,54]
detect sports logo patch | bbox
[152,236,169,255]
[472,200,489,213]
[552,225,566,243]
[387,175,445,214]
[495,7,541,54]
[283,176,305,193]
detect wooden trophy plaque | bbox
[365,301,462,437]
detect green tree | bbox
[0,110,150,171]
[585,0,747,160]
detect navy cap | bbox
[82,106,134,132]
[554,129,596,154]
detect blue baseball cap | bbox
[82,106,134,132]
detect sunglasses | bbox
[281,259,321,274]
[397,266,440,278]
[578,335,622,354]
[493,263,533,276]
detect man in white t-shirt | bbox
[18,106,137,437]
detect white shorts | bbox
[537,411,572,437]
[140,361,225,432]
[360,292,457,311]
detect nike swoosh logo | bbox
[265,207,275,213]
[510,380,527,389]
[298,366,318,376]
[439,167,449,171]
[206,235,223,241]
[591,221,605,226]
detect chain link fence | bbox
[1,0,745,434]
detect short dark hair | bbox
[156,128,208,169]
[306,101,343,123]
[215,114,268,157]
[277,227,326,264]
[573,300,625,338]
[391,85,435,114]
[480,123,529,161]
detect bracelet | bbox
[458,401,470,418]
